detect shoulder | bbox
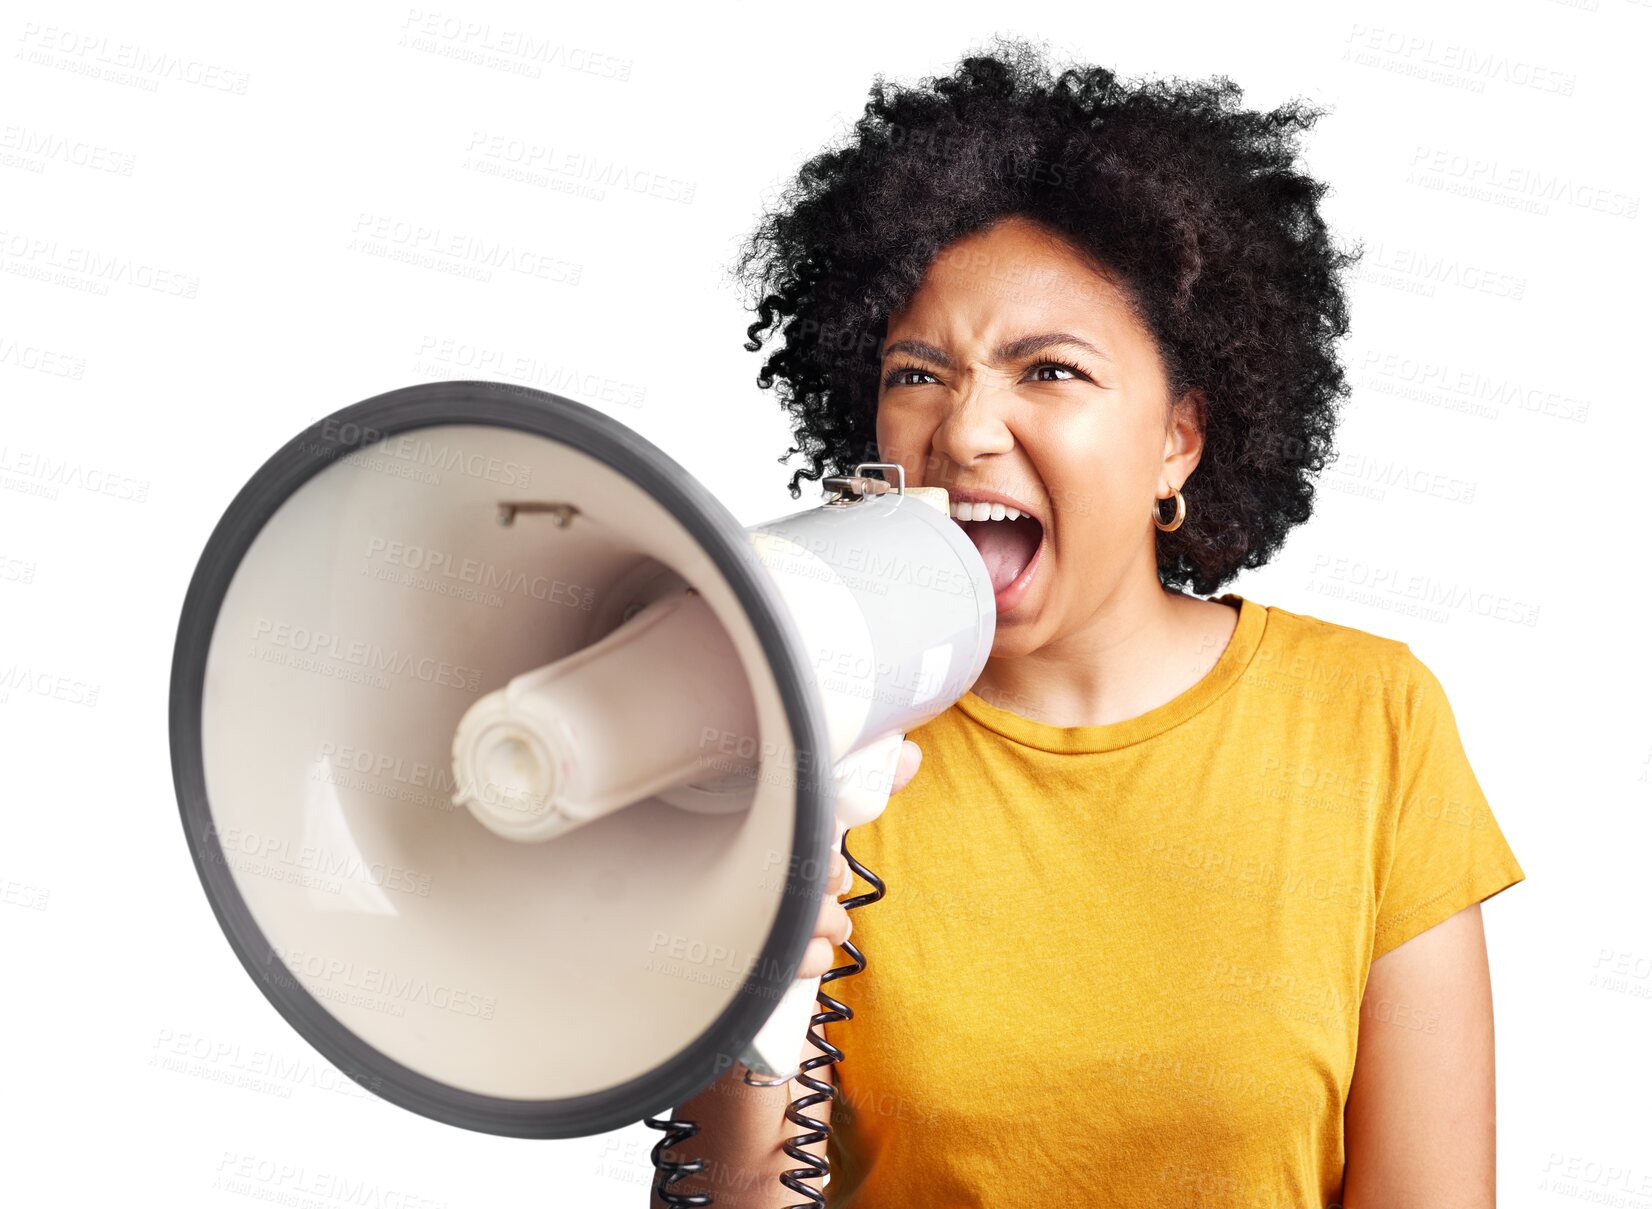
[1241,597,1420,722]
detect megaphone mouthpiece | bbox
[449,714,563,826]
[451,587,762,842]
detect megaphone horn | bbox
[169,381,995,1186]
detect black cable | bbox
[778,829,885,1207]
[643,1111,713,1207]
[644,829,885,1207]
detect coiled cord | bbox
[778,830,885,1207]
[644,830,885,1208]
[642,1111,712,1207]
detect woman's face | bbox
[875,214,1204,657]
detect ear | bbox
[1160,387,1207,490]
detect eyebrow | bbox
[880,332,1113,369]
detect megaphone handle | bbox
[738,732,905,1084]
[770,824,887,1205]
[737,819,858,1088]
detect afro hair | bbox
[729,35,1364,596]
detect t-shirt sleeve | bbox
[1371,647,1526,960]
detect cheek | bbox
[1036,419,1157,540]
[875,407,929,480]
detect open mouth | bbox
[949,500,1046,600]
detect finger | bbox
[797,936,834,980]
[891,739,923,793]
[815,896,850,946]
[829,851,851,896]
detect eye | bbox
[1027,360,1090,383]
[882,365,938,389]
[881,359,1095,390]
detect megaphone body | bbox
[446,464,992,1080]
[171,380,995,1144]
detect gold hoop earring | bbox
[1153,486,1186,532]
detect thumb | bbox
[891,739,923,793]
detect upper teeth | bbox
[951,501,1024,522]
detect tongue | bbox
[960,516,1042,595]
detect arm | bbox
[648,849,858,1208]
[649,741,921,1206]
[648,1048,833,1208]
[1342,903,1497,1208]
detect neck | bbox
[972,573,1238,728]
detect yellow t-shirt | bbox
[822,592,1525,1208]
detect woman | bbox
[657,37,1525,1208]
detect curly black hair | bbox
[727,35,1363,596]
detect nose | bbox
[929,380,1016,469]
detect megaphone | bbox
[169,380,995,1194]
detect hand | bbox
[796,739,922,980]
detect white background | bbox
[2,0,1648,1205]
